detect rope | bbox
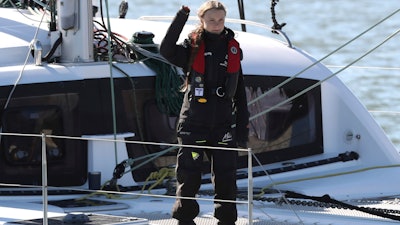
[154,62,183,116]
[130,32,183,116]
[76,146,177,200]
[270,0,286,33]
[141,167,175,193]
[112,64,150,156]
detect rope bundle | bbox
[130,31,183,116]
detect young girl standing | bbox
[160,1,249,224]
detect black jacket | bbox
[160,9,249,143]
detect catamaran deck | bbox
[3,192,400,225]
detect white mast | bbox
[57,0,94,63]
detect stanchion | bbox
[42,133,48,225]
[247,148,253,225]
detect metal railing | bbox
[0,131,254,225]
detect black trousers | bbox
[172,126,238,223]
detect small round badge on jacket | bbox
[230,46,238,55]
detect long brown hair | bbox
[182,1,227,92]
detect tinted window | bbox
[240,75,323,165]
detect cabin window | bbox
[1,105,64,165]
[0,91,86,187]
[242,76,323,164]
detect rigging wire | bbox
[92,2,183,161]
[251,151,305,224]
[246,26,400,222]
[92,3,400,211]
[111,64,149,155]
[327,65,400,71]
[250,26,400,121]
[102,0,119,165]
[1,1,50,112]
[2,2,398,219]
[247,8,400,118]
[244,9,400,221]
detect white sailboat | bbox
[0,0,400,224]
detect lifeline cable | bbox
[0,0,51,139]
[248,8,400,107]
[249,8,400,121]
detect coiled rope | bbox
[129,32,183,116]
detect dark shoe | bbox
[178,220,196,225]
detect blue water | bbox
[104,0,400,149]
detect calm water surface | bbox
[104,0,400,149]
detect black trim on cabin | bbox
[238,151,359,180]
[0,151,359,195]
[0,73,326,187]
